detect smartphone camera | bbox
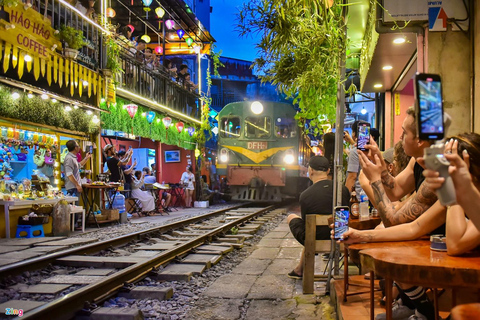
[356,123,370,151]
[89,146,93,154]
[334,206,349,240]
[415,73,444,140]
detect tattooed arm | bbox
[371,179,438,227]
[340,201,446,244]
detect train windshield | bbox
[275,117,297,138]
[245,117,271,139]
[220,117,241,138]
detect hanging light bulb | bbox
[176,29,185,39]
[86,110,93,115]
[27,92,33,98]
[361,104,367,115]
[185,37,193,47]
[106,8,116,18]
[41,93,49,100]
[73,105,78,109]
[24,54,32,62]
[155,7,165,18]
[51,98,57,103]
[65,106,72,112]
[193,45,201,54]
[165,20,175,29]
[83,80,89,86]
[11,92,20,100]
[141,34,151,43]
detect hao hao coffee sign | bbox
[0,4,61,59]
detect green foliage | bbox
[236,0,348,134]
[98,17,124,78]
[100,98,196,150]
[0,85,99,134]
[58,25,86,50]
[0,0,18,7]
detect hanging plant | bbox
[236,0,350,134]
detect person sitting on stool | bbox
[286,155,350,279]
[131,170,155,215]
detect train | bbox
[216,101,311,201]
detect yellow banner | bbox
[395,92,401,116]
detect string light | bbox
[27,92,33,98]
[11,92,20,100]
[41,93,49,100]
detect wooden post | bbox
[302,214,316,294]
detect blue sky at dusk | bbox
[210,0,260,62]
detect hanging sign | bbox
[0,4,62,60]
[394,93,401,116]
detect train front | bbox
[216,101,309,202]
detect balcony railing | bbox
[116,48,200,119]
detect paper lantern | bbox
[155,7,165,18]
[185,37,193,47]
[146,111,155,124]
[106,8,116,18]
[142,0,152,6]
[127,24,135,32]
[141,34,151,43]
[175,122,184,133]
[162,117,172,128]
[125,104,138,119]
[155,46,163,54]
[193,45,201,54]
[194,149,200,158]
[176,29,185,39]
[187,127,195,136]
[165,20,175,30]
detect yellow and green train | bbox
[217,101,310,201]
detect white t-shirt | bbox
[181,172,195,190]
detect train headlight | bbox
[220,148,229,162]
[251,101,263,114]
[284,150,295,164]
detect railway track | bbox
[1,204,289,320]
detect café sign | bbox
[0,4,61,59]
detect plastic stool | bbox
[16,225,45,238]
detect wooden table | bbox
[360,243,480,320]
[0,197,78,238]
[81,184,119,227]
[451,303,480,320]
[328,216,382,230]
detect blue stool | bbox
[16,225,45,238]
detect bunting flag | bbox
[3,42,11,73]
[11,46,18,68]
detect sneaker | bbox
[407,310,430,320]
[375,299,415,320]
[287,270,302,279]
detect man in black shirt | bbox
[287,155,350,279]
[104,145,134,183]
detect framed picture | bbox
[165,150,181,163]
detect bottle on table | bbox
[349,187,359,220]
[358,189,369,220]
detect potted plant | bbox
[58,25,85,60]
[103,36,124,79]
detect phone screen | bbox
[89,146,93,154]
[334,207,349,240]
[356,123,370,151]
[416,73,444,140]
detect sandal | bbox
[287,270,302,279]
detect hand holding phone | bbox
[334,206,349,240]
[356,123,371,151]
[415,73,444,140]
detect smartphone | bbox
[334,206,349,240]
[415,73,444,140]
[356,123,370,151]
[89,146,93,154]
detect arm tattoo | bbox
[371,180,397,227]
[381,170,395,190]
[391,182,438,226]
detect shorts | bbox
[289,217,331,246]
[162,191,169,199]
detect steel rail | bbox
[0,204,247,279]
[21,205,276,320]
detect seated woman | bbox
[339,133,480,320]
[131,170,155,215]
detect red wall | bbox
[393,79,415,145]
[100,138,194,184]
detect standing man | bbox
[104,145,133,183]
[286,156,350,279]
[64,140,92,197]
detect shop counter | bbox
[0,197,78,238]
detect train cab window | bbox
[220,117,241,138]
[244,117,271,139]
[275,117,297,138]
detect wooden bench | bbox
[303,214,341,294]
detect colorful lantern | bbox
[155,46,163,54]
[155,7,165,18]
[142,0,153,18]
[162,117,172,128]
[185,37,193,47]
[194,149,200,158]
[193,45,201,54]
[106,8,116,18]
[187,127,195,136]
[146,111,155,124]
[176,29,185,39]
[175,122,184,133]
[165,19,175,30]
[127,24,135,32]
[125,104,138,119]
[141,34,151,43]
